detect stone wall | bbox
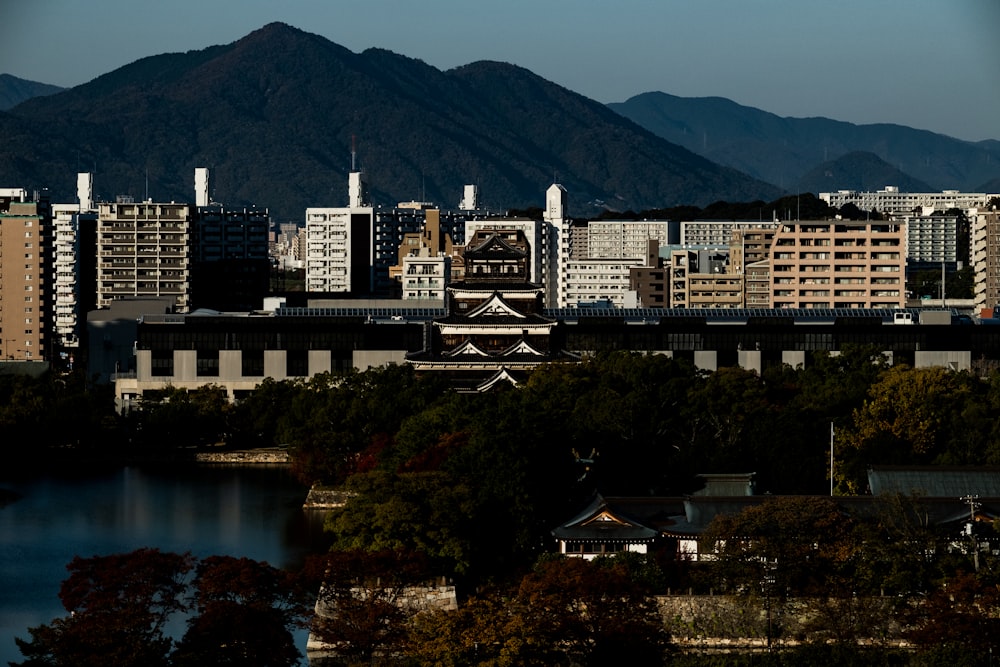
[194,447,290,463]
[657,594,904,649]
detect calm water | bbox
[0,464,327,666]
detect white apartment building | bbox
[51,173,97,351]
[96,198,191,312]
[587,220,671,260]
[401,250,450,301]
[900,213,962,267]
[680,220,777,247]
[819,187,997,217]
[563,258,644,307]
[305,171,374,293]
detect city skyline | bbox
[1,0,998,143]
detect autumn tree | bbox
[516,555,673,666]
[12,549,195,667]
[306,549,431,664]
[902,571,1000,664]
[171,556,308,667]
[839,366,983,492]
[700,496,859,598]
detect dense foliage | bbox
[12,550,308,667]
[15,352,1000,663]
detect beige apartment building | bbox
[0,191,51,360]
[972,208,1000,313]
[97,200,192,312]
[769,220,906,309]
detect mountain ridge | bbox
[0,23,779,220]
[609,91,1000,194]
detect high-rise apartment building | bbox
[51,173,98,356]
[96,199,192,311]
[305,170,375,294]
[972,207,1000,313]
[0,189,51,360]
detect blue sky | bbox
[1,0,998,142]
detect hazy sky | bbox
[2,0,998,142]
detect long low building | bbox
[111,305,998,411]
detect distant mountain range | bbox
[609,92,1000,195]
[0,74,63,110]
[0,23,778,221]
[2,25,996,222]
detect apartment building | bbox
[0,189,51,361]
[972,208,1000,313]
[681,220,776,247]
[769,220,906,309]
[899,212,966,270]
[96,198,192,312]
[819,186,996,217]
[190,204,270,311]
[51,173,98,354]
[668,249,736,309]
[563,258,645,307]
[586,220,672,260]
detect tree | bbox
[307,549,431,664]
[700,496,858,598]
[516,555,673,666]
[171,556,307,667]
[902,571,1000,661]
[12,549,195,667]
[324,470,477,576]
[839,366,981,491]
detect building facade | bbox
[819,187,996,217]
[0,190,51,361]
[972,208,1000,313]
[96,199,192,312]
[769,220,906,309]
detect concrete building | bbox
[543,184,569,307]
[972,208,1000,313]
[668,248,736,309]
[0,190,51,361]
[819,187,996,217]
[563,258,645,307]
[586,220,672,260]
[680,220,777,247]
[900,212,966,271]
[51,173,98,358]
[96,198,192,312]
[190,203,271,311]
[769,220,906,309]
[629,240,667,308]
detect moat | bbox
[0,464,326,666]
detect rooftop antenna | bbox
[351,134,357,172]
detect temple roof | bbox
[551,494,660,542]
[465,232,529,259]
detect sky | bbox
[1,0,998,142]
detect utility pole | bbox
[961,494,981,571]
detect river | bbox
[0,464,328,666]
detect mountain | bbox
[609,92,1000,194]
[797,151,934,196]
[0,24,779,220]
[0,74,63,110]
